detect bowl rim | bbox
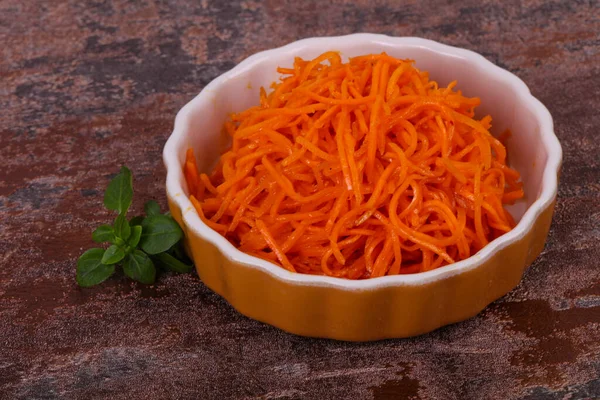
[163,33,562,289]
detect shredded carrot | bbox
[184,52,524,278]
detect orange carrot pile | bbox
[184,52,524,278]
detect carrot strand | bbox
[183,52,524,279]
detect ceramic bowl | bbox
[163,34,562,341]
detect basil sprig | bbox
[76,167,193,287]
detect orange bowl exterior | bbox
[163,35,562,341]
[168,195,556,341]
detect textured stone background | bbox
[1,1,599,399]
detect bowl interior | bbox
[178,41,548,224]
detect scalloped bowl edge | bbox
[163,34,562,340]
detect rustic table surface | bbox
[1,1,599,399]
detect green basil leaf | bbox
[123,249,156,284]
[103,166,133,214]
[139,215,183,255]
[114,214,131,240]
[170,242,190,263]
[92,225,115,243]
[144,200,161,217]
[101,244,126,265]
[127,225,142,248]
[77,248,115,287]
[153,252,193,273]
[129,216,144,226]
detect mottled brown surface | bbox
[1,1,599,399]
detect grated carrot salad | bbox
[184,52,524,278]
